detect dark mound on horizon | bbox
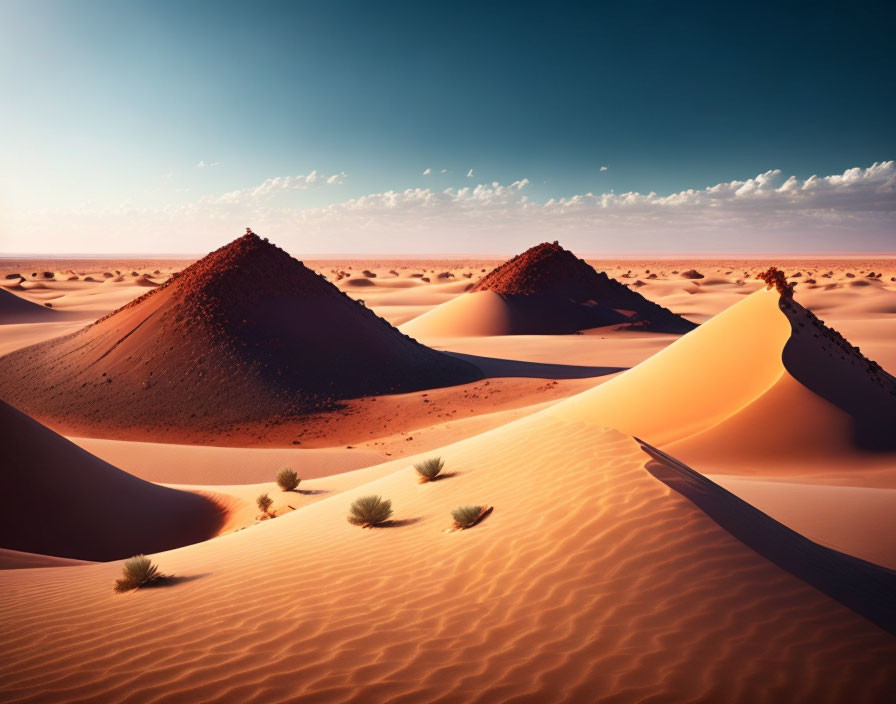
[0,400,223,561]
[0,234,481,441]
[471,241,696,333]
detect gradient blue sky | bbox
[0,0,893,254]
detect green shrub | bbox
[257,492,274,515]
[276,467,300,492]
[114,555,163,593]
[452,505,485,530]
[414,456,444,482]
[347,495,393,527]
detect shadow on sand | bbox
[137,573,210,591]
[372,517,424,528]
[447,352,626,380]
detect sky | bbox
[0,0,893,255]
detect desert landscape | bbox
[3,2,895,702]
[2,237,896,702]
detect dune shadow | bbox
[447,351,626,380]
[638,439,896,636]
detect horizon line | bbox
[3,251,896,261]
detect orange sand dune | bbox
[557,287,793,444]
[0,400,225,561]
[557,285,896,483]
[1,410,894,702]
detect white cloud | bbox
[441,169,448,174]
[197,160,220,168]
[423,168,432,175]
[280,162,896,252]
[5,163,894,254]
[305,163,894,218]
[466,168,474,179]
[600,166,608,171]
[206,170,347,205]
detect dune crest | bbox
[556,287,792,444]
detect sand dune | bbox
[0,235,481,441]
[401,288,630,336]
[403,242,696,336]
[555,283,896,485]
[1,410,894,702]
[0,287,58,324]
[556,286,792,444]
[0,400,225,561]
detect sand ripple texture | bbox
[2,417,895,703]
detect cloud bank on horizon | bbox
[2,162,893,255]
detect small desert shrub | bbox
[257,492,274,515]
[347,495,393,527]
[414,457,444,482]
[276,467,300,492]
[452,505,485,530]
[114,555,163,593]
